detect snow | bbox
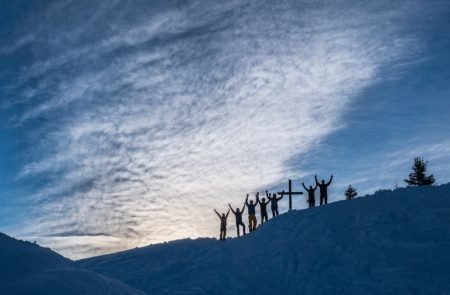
[0,233,145,294]
[78,184,450,294]
[2,184,449,294]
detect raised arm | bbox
[313,184,318,190]
[315,175,319,186]
[302,182,308,191]
[245,194,250,206]
[266,190,270,198]
[214,209,220,218]
[277,191,284,201]
[327,175,334,186]
[228,204,235,214]
[241,203,246,213]
[255,194,260,205]
[226,209,230,218]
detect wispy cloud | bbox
[1,0,437,258]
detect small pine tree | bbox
[404,157,435,186]
[345,185,358,200]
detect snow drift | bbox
[0,233,145,295]
[2,184,449,294]
[79,184,450,294]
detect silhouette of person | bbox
[256,192,270,224]
[302,182,317,208]
[267,190,283,217]
[246,194,259,232]
[315,174,333,205]
[214,209,230,241]
[229,203,246,237]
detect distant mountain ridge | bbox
[79,184,450,294]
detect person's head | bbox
[309,185,313,189]
[250,200,254,205]
[262,198,266,202]
[222,213,225,217]
[269,193,272,197]
[321,179,325,184]
[236,208,240,212]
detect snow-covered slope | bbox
[80,184,450,294]
[0,233,145,295]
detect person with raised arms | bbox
[302,182,317,208]
[267,190,283,217]
[214,208,230,241]
[256,193,270,224]
[229,202,246,237]
[245,193,259,232]
[315,174,333,205]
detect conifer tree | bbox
[345,185,358,200]
[404,157,435,186]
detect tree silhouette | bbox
[404,157,435,186]
[345,185,358,200]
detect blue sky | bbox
[1,0,449,259]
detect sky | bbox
[0,0,449,259]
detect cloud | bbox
[3,0,433,258]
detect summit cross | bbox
[277,179,304,211]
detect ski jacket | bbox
[247,203,257,215]
[234,212,243,223]
[259,201,269,213]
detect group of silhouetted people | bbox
[302,175,333,208]
[214,174,333,240]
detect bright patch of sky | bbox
[1,0,449,259]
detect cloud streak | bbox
[1,0,436,258]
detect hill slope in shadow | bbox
[0,233,145,295]
[80,184,450,294]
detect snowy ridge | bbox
[0,233,145,295]
[79,184,450,294]
[2,184,449,294]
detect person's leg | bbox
[275,208,279,216]
[248,216,253,232]
[253,215,258,231]
[236,224,240,237]
[223,228,226,240]
[271,209,275,218]
[242,222,246,235]
[261,213,265,224]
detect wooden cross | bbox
[277,179,304,211]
